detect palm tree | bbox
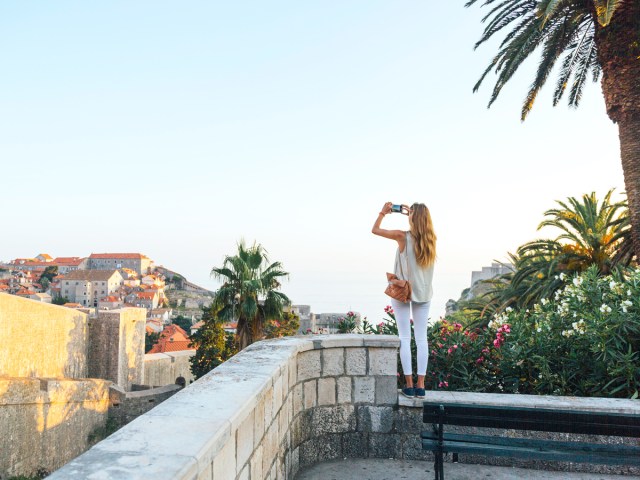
[466,0,640,257]
[211,241,290,350]
[484,190,631,313]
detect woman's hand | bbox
[380,202,392,215]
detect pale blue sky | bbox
[1,1,623,321]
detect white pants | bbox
[391,299,431,376]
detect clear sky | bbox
[0,1,624,323]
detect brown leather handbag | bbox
[384,272,412,303]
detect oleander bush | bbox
[369,266,640,398]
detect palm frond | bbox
[593,0,623,27]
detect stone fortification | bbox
[48,334,640,480]
[48,334,400,479]
[108,383,182,428]
[0,377,109,478]
[88,308,146,390]
[143,350,195,387]
[0,293,88,378]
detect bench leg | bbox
[434,451,444,480]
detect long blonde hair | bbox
[409,203,436,267]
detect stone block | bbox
[251,444,263,480]
[262,425,277,477]
[297,350,321,382]
[291,446,300,477]
[395,406,422,433]
[315,433,343,461]
[311,405,356,434]
[303,380,317,410]
[358,406,394,433]
[288,357,297,389]
[363,335,400,348]
[236,410,254,470]
[312,334,363,349]
[293,383,303,416]
[278,403,289,444]
[264,387,274,430]
[317,378,336,406]
[337,377,352,404]
[401,434,433,461]
[342,432,369,458]
[368,348,398,376]
[273,375,283,415]
[281,363,289,399]
[238,464,249,480]
[375,376,399,405]
[353,377,375,404]
[321,348,344,376]
[345,348,366,375]
[299,440,318,469]
[369,433,401,459]
[212,434,236,479]
[254,395,266,447]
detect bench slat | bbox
[421,439,640,466]
[422,403,640,437]
[421,431,640,456]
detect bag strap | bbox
[398,232,412,282]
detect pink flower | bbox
[493,339,500,348]
[476,357,484,364]
[453,344,458,349]
[447,348,453,354]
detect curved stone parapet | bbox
[48,334,400,480]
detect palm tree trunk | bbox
[619,117,640,260]
[595,3,640,257]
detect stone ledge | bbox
[398,390,640,414]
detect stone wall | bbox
[47,334,640,479]
[108,384,183,428]
[88,308,146,390]
[0,377,110,479]
[143,350,196,387]
[0,294,88,378]
[48,334,400,479]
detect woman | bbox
[372,201,436,398]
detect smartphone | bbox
[391,204,403,213]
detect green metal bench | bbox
[421,402,640,480]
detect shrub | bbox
[364,266,640,398]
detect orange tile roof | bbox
[16,290,36,296]
[53,257,85,266]
[90,253,148,259]
[63,303,83,308]
[62,270,121,281]
[100,296,121,302]
[147,341,194,353]
[136,292,157,299]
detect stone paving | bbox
[295,458,640,480]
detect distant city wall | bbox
[0,377,110,479]
[0,294,88,378]
[143,350,196,387]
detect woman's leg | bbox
[391,299,413,386]
[411,301,431,388]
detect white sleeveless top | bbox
[393,232,435,303]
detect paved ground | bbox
[295,458,640,480]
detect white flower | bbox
[541,298,548,306]
[627,290,632,296]
[622,300,633,307]
[573,276,583,287]
[559,272,566,281]
[609,280,617,290]
[599,303,612,314]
